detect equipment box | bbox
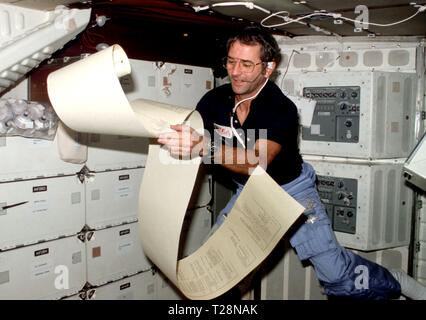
[0,175,85,250]
[0,235,86,300]
[87,270,156,300]
[85,168,143,229]
[85,222,152,286]
[305,156,412,250]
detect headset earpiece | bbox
[267,61,274,69]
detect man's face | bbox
[227,40,272,99]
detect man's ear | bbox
[264,61,276,78]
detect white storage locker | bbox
[122,58,214,109]
[0,175,85,250]
[86,271,157,300]
[260,240,326,300]
[0,135,83,182]
[154,269,184,300]
[179,206,212,258]
[155,62,213,109]
[280,71,417,159]
[86,134,148,172]
[85,168,143,230]
[304,156,413,251]
[0,235,86,300]
[85,222,152,286]
[122,59,159,102]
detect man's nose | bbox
[229,61,242,75]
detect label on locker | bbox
[119,229,130,236]
[33,185,48,193]
[26,139,51,149]
[117,227,133,255]
[116,238,134,255]
[115,184,133,200]
[34,248,49,257]
[31,259,54,279]
[118,291,134,300]
[120,282,131,290]
[30,199,49,215]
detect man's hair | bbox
[226,26,281,66]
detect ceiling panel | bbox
[181,0,426,36]
[6,0,422,36]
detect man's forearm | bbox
[212,144,260,175]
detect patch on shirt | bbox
[213,123,233,139]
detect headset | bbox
[267,61,274,69]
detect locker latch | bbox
[77,165,95,183]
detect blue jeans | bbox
[213,163,401,299]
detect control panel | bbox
[316,175,358,234]
[302,86,360,143]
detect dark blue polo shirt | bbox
[196,80,303,186]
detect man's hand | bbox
[157,124,206,159]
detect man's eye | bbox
[242,62,253,68]
[228,59,236,65]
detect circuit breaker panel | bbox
[281,71,417,159]
[317,175,358,234]
[305,156,412,251]
[302,86,360,144]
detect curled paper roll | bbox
[48,45,156,137]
